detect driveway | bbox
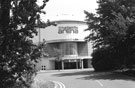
[35,69,135,88]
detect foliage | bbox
[85,0,135,71]
[0,0,49,87]
[91,47,123,71]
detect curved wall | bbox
[34,20,93,70]
[34,20,89,43]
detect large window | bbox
[60,42,77,56]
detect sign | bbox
[33,21,90,43]
[58,26,78,34]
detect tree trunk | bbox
[0,0,11,54]
[0,0,11,27]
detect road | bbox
[35,69,135,88]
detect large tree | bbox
[85,0,135,71]
[0,0,49,87]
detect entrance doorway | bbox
[64,62,76,69]
[83,59,88,68]
[55,61,62,70]
[55,60,81,70]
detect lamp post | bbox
[38,28,41,44]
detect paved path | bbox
[35,69,135,88]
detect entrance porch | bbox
[55,58,92,70]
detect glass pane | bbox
[60,42,77,56]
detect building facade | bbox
[34,20,93,70]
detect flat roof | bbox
[46,39,86,43]
[51,20,87,25]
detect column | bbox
[81,59,84,69]
[79,59,81,69]
[76,60,78,69]
[61,60,64,70]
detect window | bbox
[41,65,46,70]
[60,43,78,56]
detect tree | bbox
[85,0,135,71]
[0,0,49,87]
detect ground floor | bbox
[36,57,93,70]
[55,59,92,70]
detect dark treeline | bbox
[85,0,135,71]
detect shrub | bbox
[92,47,120,71]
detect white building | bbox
[33,20,93,70]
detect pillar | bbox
[79,59,81,69]
[61,60,64,70]
[81,59,84,69]
[76,60,78,69]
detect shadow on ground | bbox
[52,70,135,81]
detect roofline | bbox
[46,39,86,43]
[51,20,87,24]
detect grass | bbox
[114,69,135,78]
[119,70,135,77]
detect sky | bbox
[39,0,98,21]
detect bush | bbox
[92,47,120,71]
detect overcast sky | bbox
[39,0,98,21]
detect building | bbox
[34,20,93,70]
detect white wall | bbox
[36,58,55,70]
[32,21,90,43]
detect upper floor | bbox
[33,20,90,44]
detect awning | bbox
[61,56,92,60]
